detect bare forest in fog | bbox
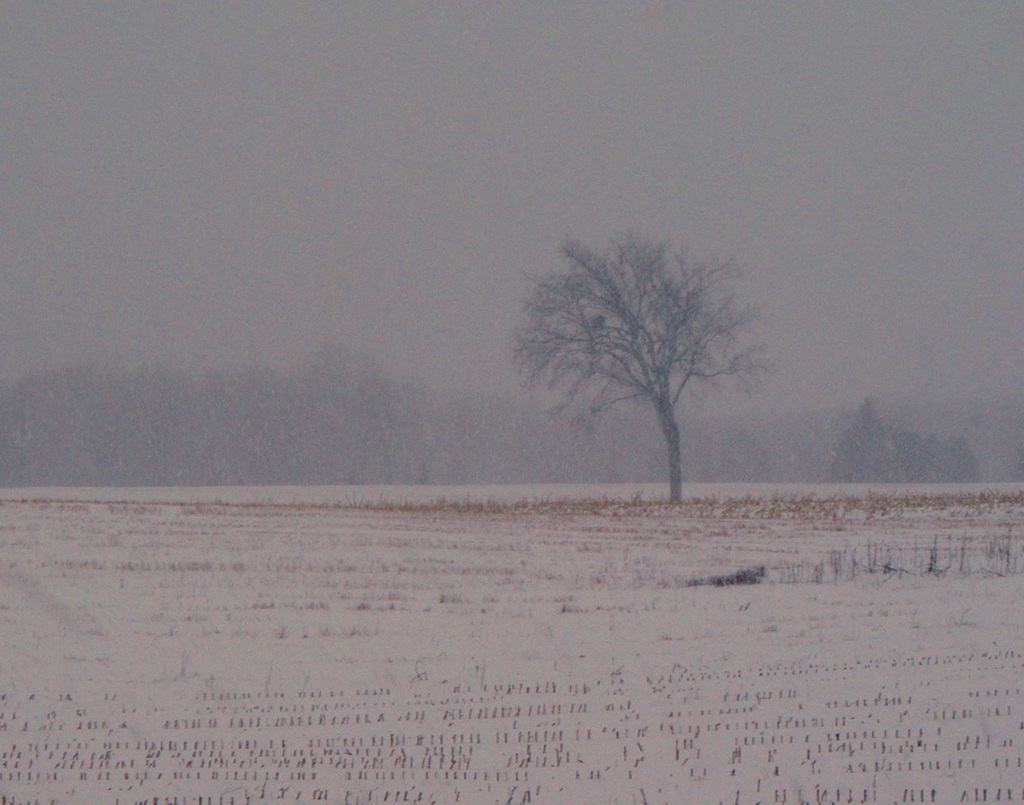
[0,347,1020,488]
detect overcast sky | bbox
[2,2,1022,414]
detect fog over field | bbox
[2,8,1024,801]
[2,3,1023,417]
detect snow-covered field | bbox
[1,484,1023,804]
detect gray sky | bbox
[2,2,1022,414]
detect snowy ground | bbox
[1,484,1023,804]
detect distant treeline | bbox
[0,350,1020,487]
[0,350,661,487]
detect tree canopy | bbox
[515,232,763,501]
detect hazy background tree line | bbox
[0,347,1020,488]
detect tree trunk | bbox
[654,397,683,503]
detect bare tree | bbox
[514,232,763,502]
